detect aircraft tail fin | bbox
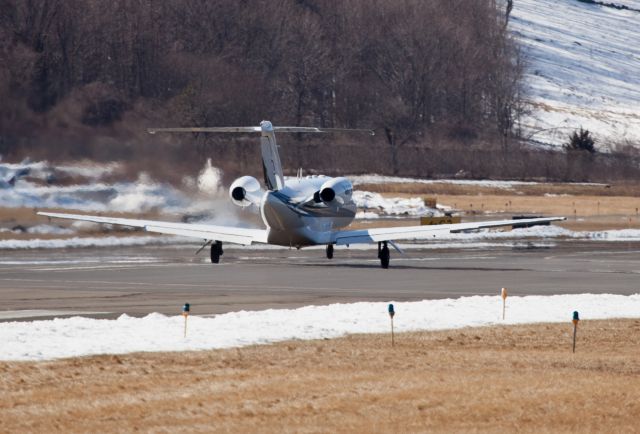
[259,121,284,190]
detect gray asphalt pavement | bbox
[1,240,639,321]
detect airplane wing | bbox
[37,212,269,245]
[332,217,566,245]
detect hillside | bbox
[510,0,640,148]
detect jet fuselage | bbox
[259,176,356,247]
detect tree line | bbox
[1,0,638,182]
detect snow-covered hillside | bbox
[511,0,640,148]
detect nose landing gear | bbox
[210,241,223,264]
[378,241,390,269]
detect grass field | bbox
[364,181,640,231]
[429,194,640,231]
[1,319,639,433]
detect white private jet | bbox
[39,121,565,268]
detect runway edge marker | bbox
[183,303,190,338]
[388,303,395,347]
[572,311,580,353]
[501,287,508,320]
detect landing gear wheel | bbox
[378,241,390,269]
[326,244,334,260]
[210,241,223,264]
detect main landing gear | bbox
[210,240,223,264]
[325,242,389,268]
[326,244,334,260]
[378,241,390,269]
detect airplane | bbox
[39,120,565,268]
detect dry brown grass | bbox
[1,319,639,433]
[432,194,640,220]
[0,207,47,228]
[369,193,640,231]
[363,182,640,231]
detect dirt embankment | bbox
[1,319,639,433]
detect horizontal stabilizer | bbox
[273,127,374,135]
[148,127,262,134]
[148,126,374,135]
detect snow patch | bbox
[355,211,380,219]
[1,293,639,361]
[353,191,440,216]
[107,174,183,213]
[511,0,640,147]
[350,175,604,188]
[55,162,120,179]
[351,175,540,188]
[0,160,229,217]
[25,224,75,235]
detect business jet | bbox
[39,121,565,268]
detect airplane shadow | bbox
[292,261,528,272]
[295,262,433,270]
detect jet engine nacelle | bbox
[316,177,353,205]
[229,176,263,207]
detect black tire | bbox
[326,244,334,259]
[380,245,390,269]
[210,241,223,264]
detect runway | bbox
[1,240,640,321]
